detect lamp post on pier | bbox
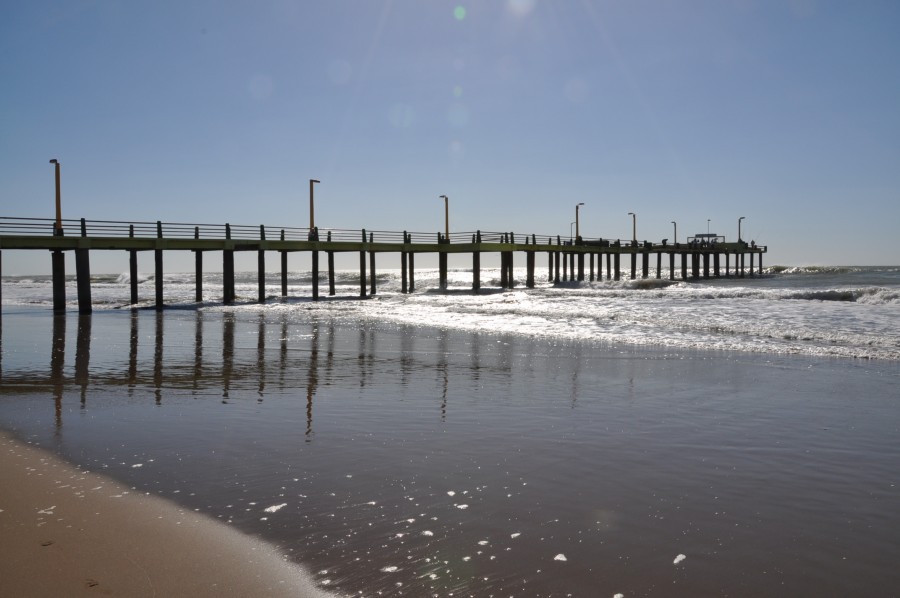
[627,212,636,243]
[309,179,320,240]
[738,216,745,242]
[439,195,449,240]
[671,220,677,244]
[574,202,585,240]
[49,159,62,236]
[707,219,711,235]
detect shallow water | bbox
[3,265,899,360]
[1,306,899,596]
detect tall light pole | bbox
[575,202,585,239]
[309,179,320,239]
[707,219,711,235]
[627,212,636,243]
[570,221,576,243]
[49,159,62,235]
[738,216,745,242]
[439,195,449,240]
[671,220,677,244]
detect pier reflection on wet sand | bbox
[14,309,467,441]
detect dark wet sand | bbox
[0,431,330,597]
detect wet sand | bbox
[2,306,899,595]
[0,431,330,597]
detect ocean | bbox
[1,265,899,596]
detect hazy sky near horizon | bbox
[2,0,899,274]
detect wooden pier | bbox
[0,216,767,314]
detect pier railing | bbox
[0,216,765,252]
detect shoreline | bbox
[0,430,332,597]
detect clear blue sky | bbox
[2,1,899,274]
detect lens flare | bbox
[454,6,466,20]
[507,0,536,17]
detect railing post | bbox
[157,221,162,238]
[225,223,231,240]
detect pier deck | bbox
[0,216,767,313]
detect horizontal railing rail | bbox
[0,216,767,252]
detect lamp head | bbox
[49,159,58,165]
[440,195,448,200]
[310,179,320,184]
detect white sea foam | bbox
[3,267,899,360]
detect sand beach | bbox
[0,430,329,597]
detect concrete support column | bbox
[195,251,203,303]
[370,251,377,296]
[408,252,415,292]
[328,252,336,296]
[130,250,139,304]
[359,249,367,298]
[526,251,535,288]
[223,250,235,305]
[154,249,164,310]
[630,253,636,280]
[473,251,481,293]
[52,250,66,313]
[401,250,408,293]
[258,250,266,303]
[439,251,448,290]
[578,252,585,282]
[280,251,288,297]
[312,251,320,300]
[75,248,91,314]
[614,253,621,281]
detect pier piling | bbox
[1,216,768,308]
